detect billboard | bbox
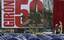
[1,0,53,33]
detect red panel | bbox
[53,0,64,32]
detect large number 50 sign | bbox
[2,0,43,28]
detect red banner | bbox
[53,0,64,32]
